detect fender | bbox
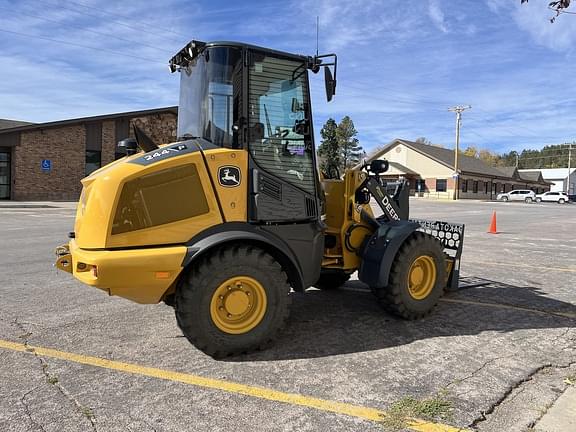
[182,223,306,291]
[358,220,420,289]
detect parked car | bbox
[496,189,536,203]
[535,191,570,204]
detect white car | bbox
[496,189,536,203]
[535,191,569,204]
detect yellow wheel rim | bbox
[407,255,437,300]
[210,276,267,334]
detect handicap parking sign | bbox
[41,159,51,172]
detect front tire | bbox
[501,196,509,201]
[525,197,533,203]
[536,197,542,203]
[175,245,291,358]
[373,232,446,320]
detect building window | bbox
[473,180,478,193]
[436,179,447,192]
[86,151,101,175]
[461,179,467,193]
[415,179,426,192]
[485,181,489,194]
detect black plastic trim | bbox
[182,222,307,291]
[358,220,420,289]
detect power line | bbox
[342,82,453,108]
[0,6,173,54]
[470,106,544,138]
[31,0,185,44]
[518,154,572,160]
[0,27,165,65]
[51,0,191,39]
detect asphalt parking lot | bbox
[0,199,575,432]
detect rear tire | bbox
[314,270,351,290]
[175,245,291,358]
[373,232,446,320]
[559,198,566,204]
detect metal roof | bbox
[0,119,34,131]
[496,166,518,178]
[519,168,576,180]
[364,139,512,178]
[0,106,177,135]
[361,140,552,185]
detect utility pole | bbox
[448,105,471,200]
[568,142,573,194]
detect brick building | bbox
[362,139,551,200]
[0,107,177,200]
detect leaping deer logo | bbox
[218,166,241,187]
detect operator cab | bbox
[170,40,336,223]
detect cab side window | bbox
[248,54,315,194]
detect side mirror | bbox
[324,66,336,102]
[370,159,389,174]
[117,138,138,156]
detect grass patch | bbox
[80,406,94,420]
[379,390,453,431]
[46,375,59,385]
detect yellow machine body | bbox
[321,170,376,272]
[56,144,250,303]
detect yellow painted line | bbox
[441,298,576,319]
[0,339,467,432]
[466,260,576,273]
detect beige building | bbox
[364,139,551,199]
[0,107,177,201]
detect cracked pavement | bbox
[0,200,575,431]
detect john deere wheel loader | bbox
[55,40,464,358]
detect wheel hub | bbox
[223,290,250,315]
[210,276,267,334]
[407,255,437,300]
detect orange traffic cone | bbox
[487,211,498,234]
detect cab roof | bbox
[169,40,309,71]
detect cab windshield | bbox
[177,47,242,148]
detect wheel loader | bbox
[55,40,464,358]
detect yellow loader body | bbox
[56,144,249,304]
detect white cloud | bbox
[512,0,576,52]
[428,0,448,33]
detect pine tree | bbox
[337,116,363,170]
[317,118,340,173]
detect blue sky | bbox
[1,0,575,154]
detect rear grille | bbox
[305,197,317,217]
